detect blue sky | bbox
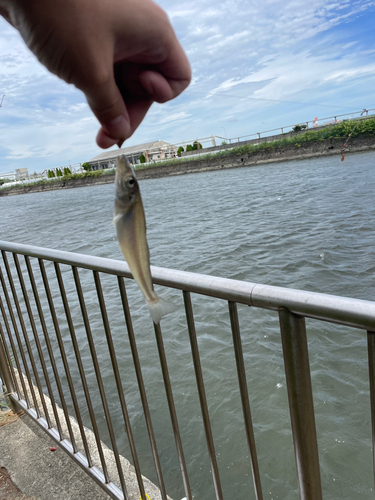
[0,0,375,175]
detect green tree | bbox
[47,170,55,178]
[186,144,193,151]
[56,168,63,177]
[139,154,146,163]
[82,162,91,171]
[221,140,227,145]
[177,146,184,157]
[292,124,302,132]
[193,141,203,150]
[63,167,72,175]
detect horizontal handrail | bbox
[0,240,374,331]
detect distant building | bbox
[1,171,16,181]
[15,168,29,180]
[0,168,29,181]
[88,140,176,170]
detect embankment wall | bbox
[1,135,374,196]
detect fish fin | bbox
[112,213,123,226]
[148,296,177,324]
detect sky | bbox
[0,0,375,175]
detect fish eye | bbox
[126,178,135,187]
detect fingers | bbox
[139,71,174,103]
[96,97,153,148]
[94,65,190,148]
[85,72,131,147]
[152,36,192,99]
[96,128,121,149]
[138,36,192,103]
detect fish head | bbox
[115,155,139,206]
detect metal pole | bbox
[117,276,168,500]
[153,321,192,500]
[0,325,15,394]
[94,271,146,500]
[0,326,18,413]
[183,291,223,500]
[79,270,128,496]
[228,302,263,500]
[367,330,375,489]
[0,285,22,401]
[0,256,39,413]
[70,266,111,483]
[279,309,322,500]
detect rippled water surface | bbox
[1,151,375,500]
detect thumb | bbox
[84,73,131,147]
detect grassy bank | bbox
[135,116,375,170]
[0,168,114,192]
[1,117,374,194]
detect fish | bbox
[113,155,176,324]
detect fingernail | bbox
[105,115,129,140]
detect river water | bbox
[1,151,375,500]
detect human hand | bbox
[0,0,191,148]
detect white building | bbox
[0,168,29,181]
[88,140,176,170]
[15,168,29,180]
[1,171,16,181]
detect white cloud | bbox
[64,103,88,114]
[158,111,192,125]
[209,49,375,104]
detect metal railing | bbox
[0,240,375,500]
[180,109,375,158]
[217,107,375,144]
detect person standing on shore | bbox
[0,0,191,148]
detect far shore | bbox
[1,134,374,197]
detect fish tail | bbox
[148,296,177,324]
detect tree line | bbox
[47,166,72,177]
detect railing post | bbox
[228,301,263,500]
[0,332,14,394]
[278,309,322,500]
[367,330,375,489]
[0,324,17,412]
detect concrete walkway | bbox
[0,370,172,500]
[0,413,109,500]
